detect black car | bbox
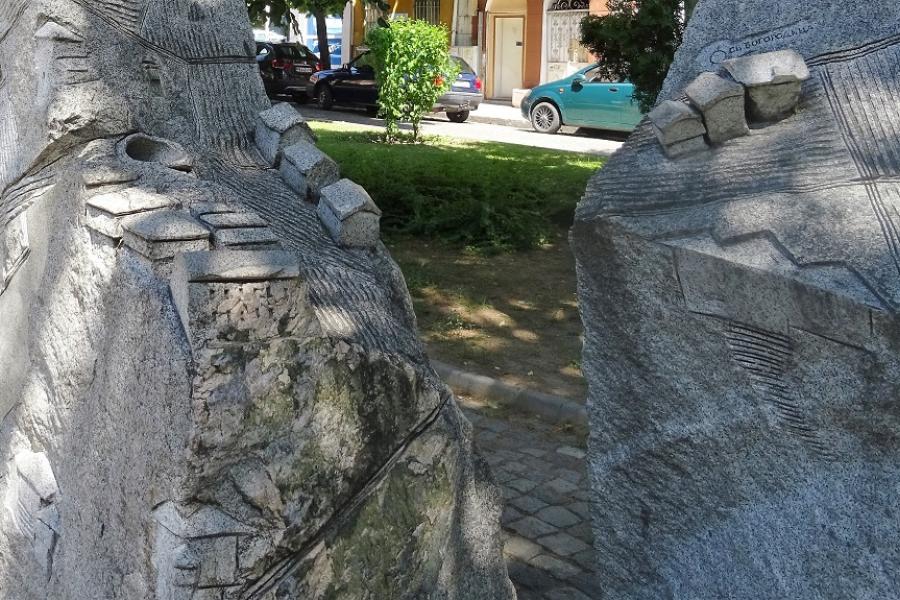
[256,42,322,100]
[307,55,483,122]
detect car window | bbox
[256,44,270,59]
[583,65,610,83]
[451,56,474,74]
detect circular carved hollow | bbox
[119,133,193,172]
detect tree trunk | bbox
[314,9,331,68]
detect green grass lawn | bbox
[311,121,605,251]
[311,120,603,400]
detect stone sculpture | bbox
[0,2,514,599]
[574,1,900,598]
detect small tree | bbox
[365,20,458,142]
[580,0,688,113]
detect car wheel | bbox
[531,102,561,134]
[447,110,470,123]
[316,85,334,110]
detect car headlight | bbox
[309,74,319,83]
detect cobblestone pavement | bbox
[462,403,599,600]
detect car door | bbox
[331,61,378,105]
[563,66,616,127]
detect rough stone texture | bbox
[255,103,316,167]
[318,179,383,248]
[724,50,811,122]
[280,139,341,200]
[574,1,900,598]
[0,2,513,599]
[684,72,749,144]
[647,100,707,158]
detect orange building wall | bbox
[523,0,542,88]
[588,0,609,15]
[351,0,455,53]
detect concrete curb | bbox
[432,360,587,426]
[467,112,530,129]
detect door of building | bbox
[493,17,523,98]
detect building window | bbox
[415,0,440,25]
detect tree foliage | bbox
[365,20,458,142]
[246,0,348,67]
[580,0,688,113]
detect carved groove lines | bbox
[726,322,834,459]
[0,0,25,43]
[90,0,142,32]
[1,176,54,227]
[820,46,900,279]
[821,46,900,178]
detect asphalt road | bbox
[291,103,628,156]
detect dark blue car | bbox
[306,55,483,122]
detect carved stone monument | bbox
[574,2,900,598]
[0,2,514,598]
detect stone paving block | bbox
[506,560,557,594]
[504,461,530,475]
[509,517,558,539]
[509,495,549,515]
[566,502,590,519]
[535,506,580,529]
[492,468,516,484]
[570,550,596,572]
[555,468,582,484]
[537,532,591,558]
[565,522,594,545]
[532,486,571,506]
[546,478,579,495]
[502,506,524,526]
[528,554,582,580]
[501,486,519,501]
[507,478,539,494]
[504,533,542,562]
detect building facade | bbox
[344,0,609,100]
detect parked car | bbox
[256,42,323,100]
[307,55,483,122]
[520,64,643,134]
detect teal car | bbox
[520,64,643,134]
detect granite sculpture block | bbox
[255,103,316,166]
[685,72,749,144]
[0,2,513,598]
[318,179,383,248]
[574,1,900,598]
[280,139,341,199]
[647,100,707,158]
[724,49,810,122]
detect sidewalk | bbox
[468,100,531,127]
[462,399,600,600]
